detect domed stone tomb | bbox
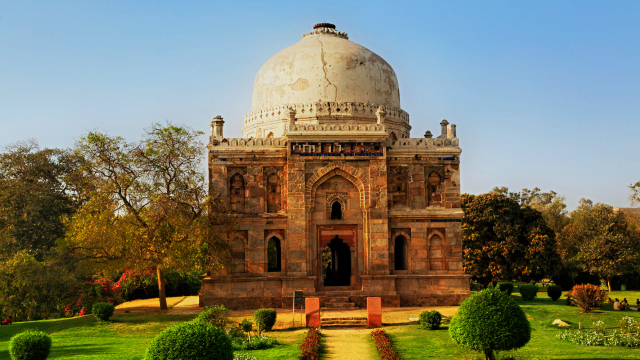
[244,24,409,139]
[202,24,469,310]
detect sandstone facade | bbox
[200,24,470,309]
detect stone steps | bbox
[321,317,367,327]
[322,295,359,310]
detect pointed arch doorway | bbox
[317,225,358,290]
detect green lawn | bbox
[0,313,306,360]
[387,290,640,360]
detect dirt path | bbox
[322,327,376,360]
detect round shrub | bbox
[254,308,277,333]
[547,285,562,301]
[144,321,232,360]
[498,283,514,296]
[92,302,115,322]
[9,330,51,360]
[519,284,538,301]
[194,305,232,329]
[419,310,442,330]
[449,287,531,360]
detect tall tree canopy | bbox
[0,141,83,260]
[492,186,569,235]
[557,199,640,291]
[462,192,560,288]
[64,123,234,310]
[630,181,640,206]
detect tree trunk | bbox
[157,267,168,311]
[607,278,612,292]
[484,349,495,360]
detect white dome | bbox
[251,25,400,111]
[243,24,410,139]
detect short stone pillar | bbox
[367,297,382,328]
[305,297,321,328]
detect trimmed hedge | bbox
[194,305,232,329]
[254,308,277,333]
[9,330,51,360]
[449,287,531,360]
[419,310,442,330]
[519,284,538,301]
[498,283,514,296]
[144,321,232,360]
[547,285,563,301]
[92,302,115,322]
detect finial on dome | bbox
[303,23,348,40]
[313,23,336,30]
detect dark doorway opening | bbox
[267,237,281,272]
[330,201,342,219]
[394,235,408,270]
[322,236,351,286]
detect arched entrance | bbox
[322,236,351,287]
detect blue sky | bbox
[1,1,638,210]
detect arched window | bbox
[389,132,397,140]
[267,237,281,272]
[429,234,443,270]
[230,174,245,211]
[230,237,245,273]
[266,173,281,213]
[331,201,342,220]
[394,235,408,271]
[266,132,275,138]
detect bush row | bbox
[371,329,399,360]
[300,327,321,360]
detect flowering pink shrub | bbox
[371,329,399,360]
[62,277,121,317]
[1,318,12,325]
[300,327,321,360]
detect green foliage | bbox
[0,252,75,321]
[232,335,278,350]
[619,316,640,334]
[565,283,607,313]
[449,287,531,360]
[461,192,560,288]
[519,285,538,301]
[115,269,201,301]
[558,199,640,291]
[144,321,233,360]
[547,285,562,301]
[240,318,253,333]
[254,308,277,334]
[0,141,83,260]
[558,329,640,347]
[91,303,114,322]
[492,186,569,235]
[419,310,442,330]
[9,330,52,360]
[194,305,233,330]
[499,283,514,295]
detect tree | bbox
[0,141,83,260]
[0,251,75,321]
[449,287,531,360]
[557,199,640,291]
[630,181,640,205]
[462,192,560,288]
[492,186,569,235]
[65,123,234,310]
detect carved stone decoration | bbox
[228,167,247,212]
[425,167,445,207]
[388,167,411,208]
